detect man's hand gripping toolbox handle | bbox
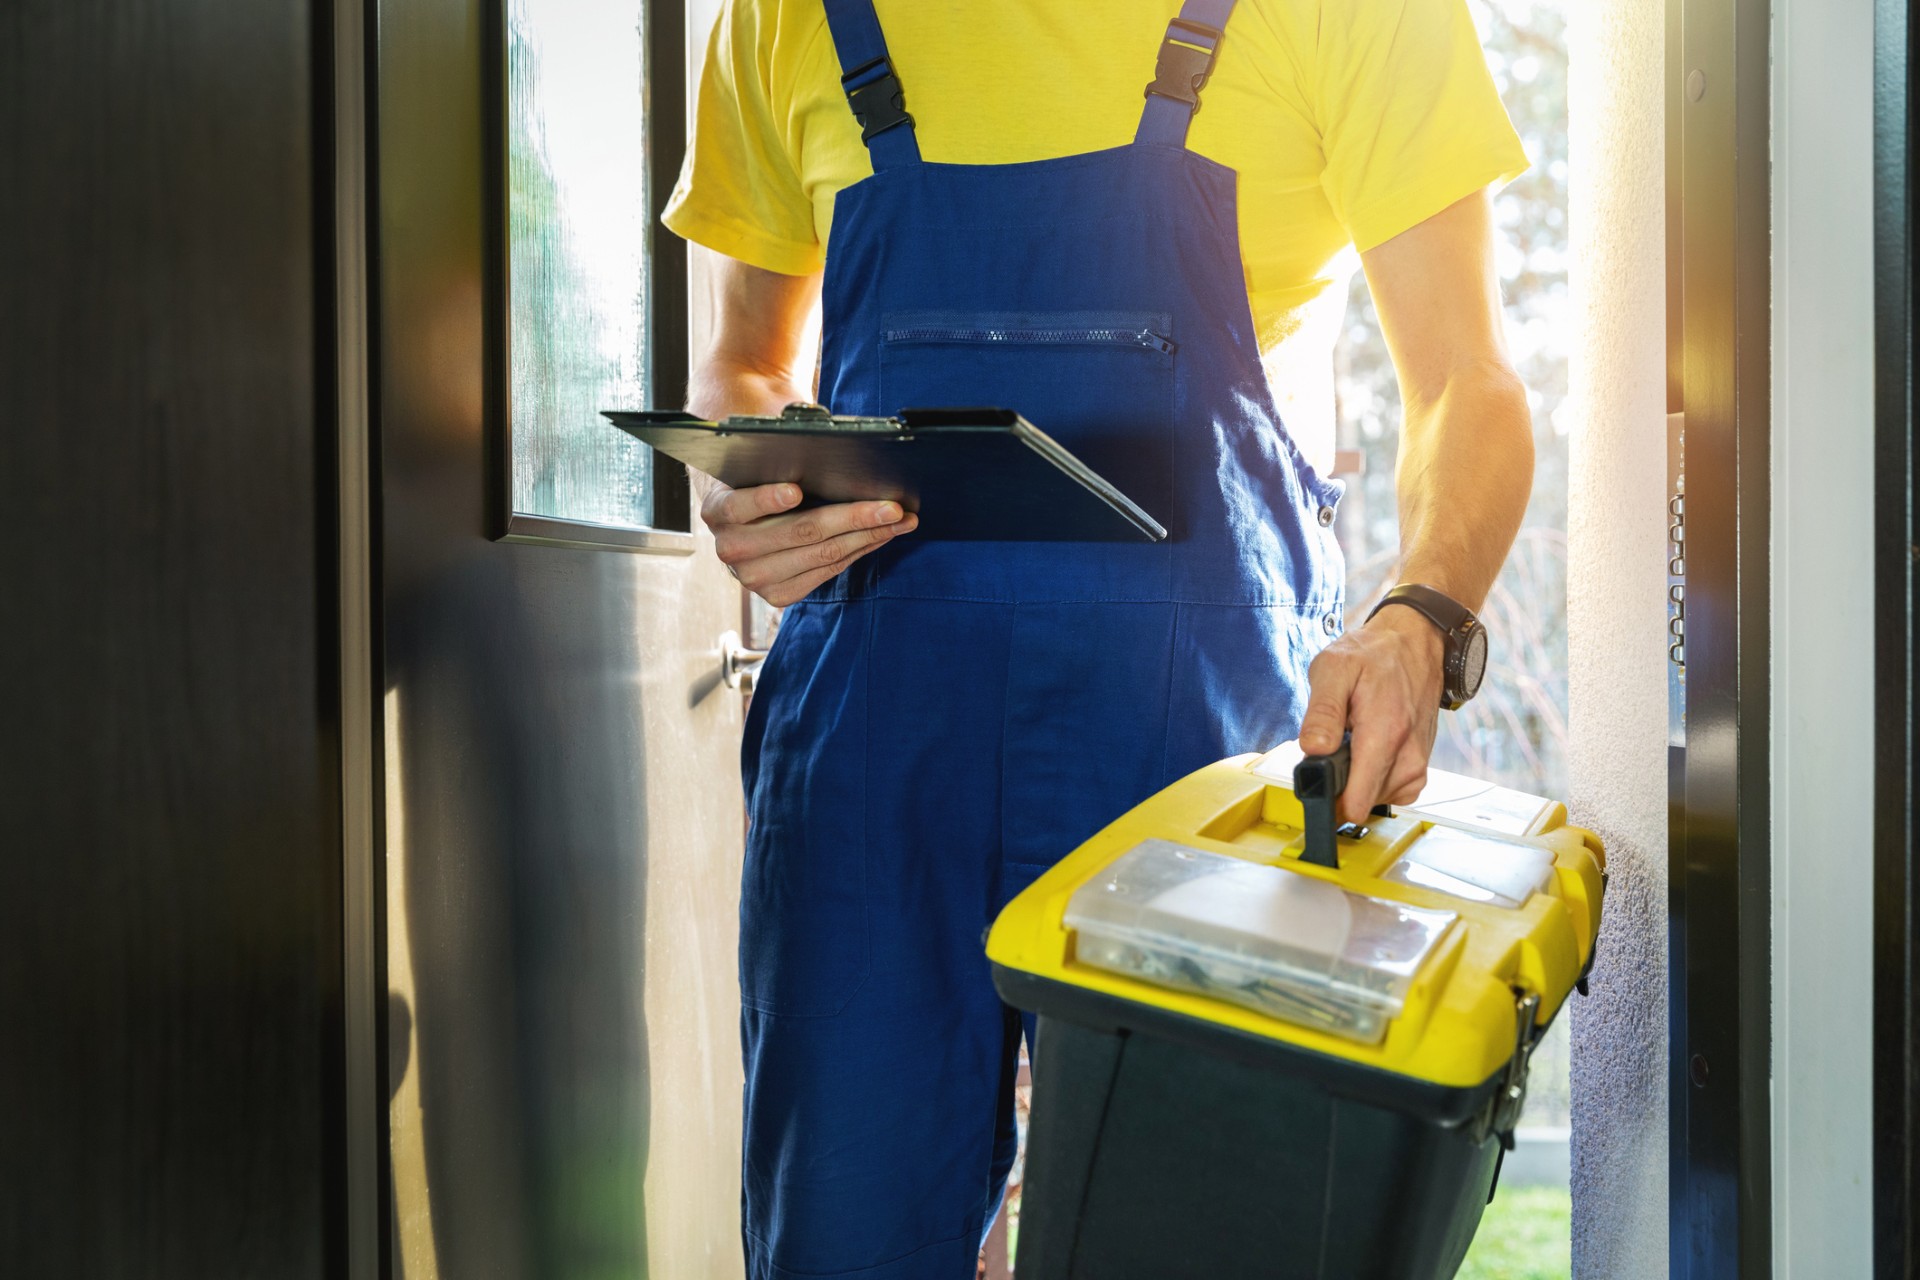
[1292,733,1394,869]
[1292,735,1351,868]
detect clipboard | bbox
[603,404,1167,542]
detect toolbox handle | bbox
[1292,735,1351,868]
[1292,734,1394,869]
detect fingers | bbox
[1348,700,1438,821]
[1382,754,1431,808]
[700,480,802,531]
[1341,712,1401,827]
[714,497,909,565]
[735,511,919,604]
[1380,697,1439,810]
[755,535,898,607]
[1304,633,1439,825]
[1299,647,1358,757]
[703,483,918,604]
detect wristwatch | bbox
[1366,583,1488,711]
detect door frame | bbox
[1666,0,1775,1271]
[326,0,383,1275]
[1872,0,1916,1272]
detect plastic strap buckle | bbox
[841,56,913,144]
[1143,18,1223,111]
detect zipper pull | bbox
[1140,331,1178,355]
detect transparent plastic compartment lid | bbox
[1380,825,1557,909]
[1064,839,1456,1044]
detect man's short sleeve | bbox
[1314,0,1529,253]
[663,0,825,276]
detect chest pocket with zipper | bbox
[878,310,1178,527]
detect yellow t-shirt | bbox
[666,0,1525,342]
[664,0,1527,469]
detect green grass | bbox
[1455,1187,1571,1280]
[1000,1185,1567,1278]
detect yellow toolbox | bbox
[987,740,1605,1279]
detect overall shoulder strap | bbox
[1135,0,1241,148]
[820,0,921,168]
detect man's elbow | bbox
[1488,375,1536,513]
[686,352,809,420]
[1451,355,1529,412]
[1412,357,1534,453]
[1478,359,1535,473]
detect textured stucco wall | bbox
[1565,2,1671,1276]
[1770,0,1877,1270]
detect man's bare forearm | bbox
[1301,357,1530,819]
[683,360,815,505]
[686,248,822,420]
[1392,359,1534,611]
[686,253,917,591]
[687,356,813,421]
[1358,191,1535,612]
[1301,189,1535,820]
[683,251,826,499]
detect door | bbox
[2,1,347,1273]
[372,0,750,1275]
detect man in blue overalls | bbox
[664,0,1536,1273]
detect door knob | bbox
[719,630,770,693]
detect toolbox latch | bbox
[1481,988,1543,1146]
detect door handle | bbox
[719,630,769,693]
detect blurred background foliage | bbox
[1337,0,1571,802]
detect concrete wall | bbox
[1565,1,1671,1275]
[1768,0,1878,1271]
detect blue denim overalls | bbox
[736,1,1345,1273]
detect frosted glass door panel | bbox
[507,0,653,527]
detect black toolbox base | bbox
[1010,999,1508,1279]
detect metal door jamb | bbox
[1668,0,1774,1272]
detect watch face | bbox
[1461,625,1489,698]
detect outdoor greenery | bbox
[996,1181,1573,1278]
[1459,1188,1575,1280]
